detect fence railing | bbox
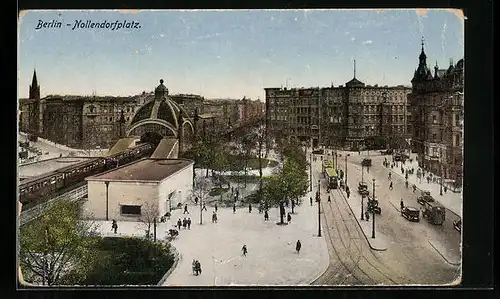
[19,185,88,226]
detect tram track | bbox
[312,168,415,285]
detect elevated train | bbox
[18,143,154,210]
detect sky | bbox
[18,9,464,100]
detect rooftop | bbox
[19,157,96,179]
[89,158,193,182]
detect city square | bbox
[18,9,464,287]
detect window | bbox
[109,117,112,122]
[121,205,141,215]
[433,115,437,124]
[432,133,436,141]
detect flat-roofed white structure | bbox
[84,158,194,221]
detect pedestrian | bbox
[296,240,302,254]
[187,218,191,229]
[215,203,218,212]
[287,213,292,223]
[242,245,248,256]
[328,195,331,203]
[389,182,393,190]
[160,215,166,223]
[444,185,448,193]
[388,172,392,180]
[249,203,252,213]
[233,203,236,214]
[212,211,217,223]
[195,260,202,275]
[310,197,313,206]
[192,259,197,275]
[182,218,187,229]
[111,219,118,234]
[184,204,189,214]
[194,197,198,204]
[405,172,409,180]
[400,199,404,211]
[203,203,207,211]
[264,210,269,221]
[177,219,182,230]
[365,211,370,221]
[412,184,416,193]
[346,189,350,199]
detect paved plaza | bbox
[90,190,329,286]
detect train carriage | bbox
[324,167,338,189]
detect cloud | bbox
[362,40,373,45]
[350,37,356,41]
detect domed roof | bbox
[129,80,191,131]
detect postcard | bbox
[17,9,464,287]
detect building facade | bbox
[265,70,411,149]
[19,71,265,149]
[409,42,464,187]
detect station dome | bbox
[128,79,192,137]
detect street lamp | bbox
[345,154,350,186]
[440,147,443,196]
[105,181,110,221]
[317,179,321,237]
[361,194,365,221]
[372,178,376,239]
[310,153,313,191]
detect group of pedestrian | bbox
[192,259,202,276]
[177,218,192,230]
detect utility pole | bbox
[345,154,349,186]
[310,153,313,191]
[361,194,365,220]
[200,194,203,225]
[440,147,443,196]
[361,164,364,183]
[317,179,321,237]
[372,178,376,238]
[153,217,157,242]
[105,181,110,221]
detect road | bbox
[310,151,461,285]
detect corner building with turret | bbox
[408,41,464,189]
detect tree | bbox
[240,133,256,188]
[211,149,231,188]
[19,200,99,286]
[192,176,211,225]
[81,122,102,156]
[138,201,160,241]
[263,154,308,224]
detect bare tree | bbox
[138,201,160,241]
[192,176,211,225]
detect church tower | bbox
[29,69,40,100]
[28,69,42,137]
